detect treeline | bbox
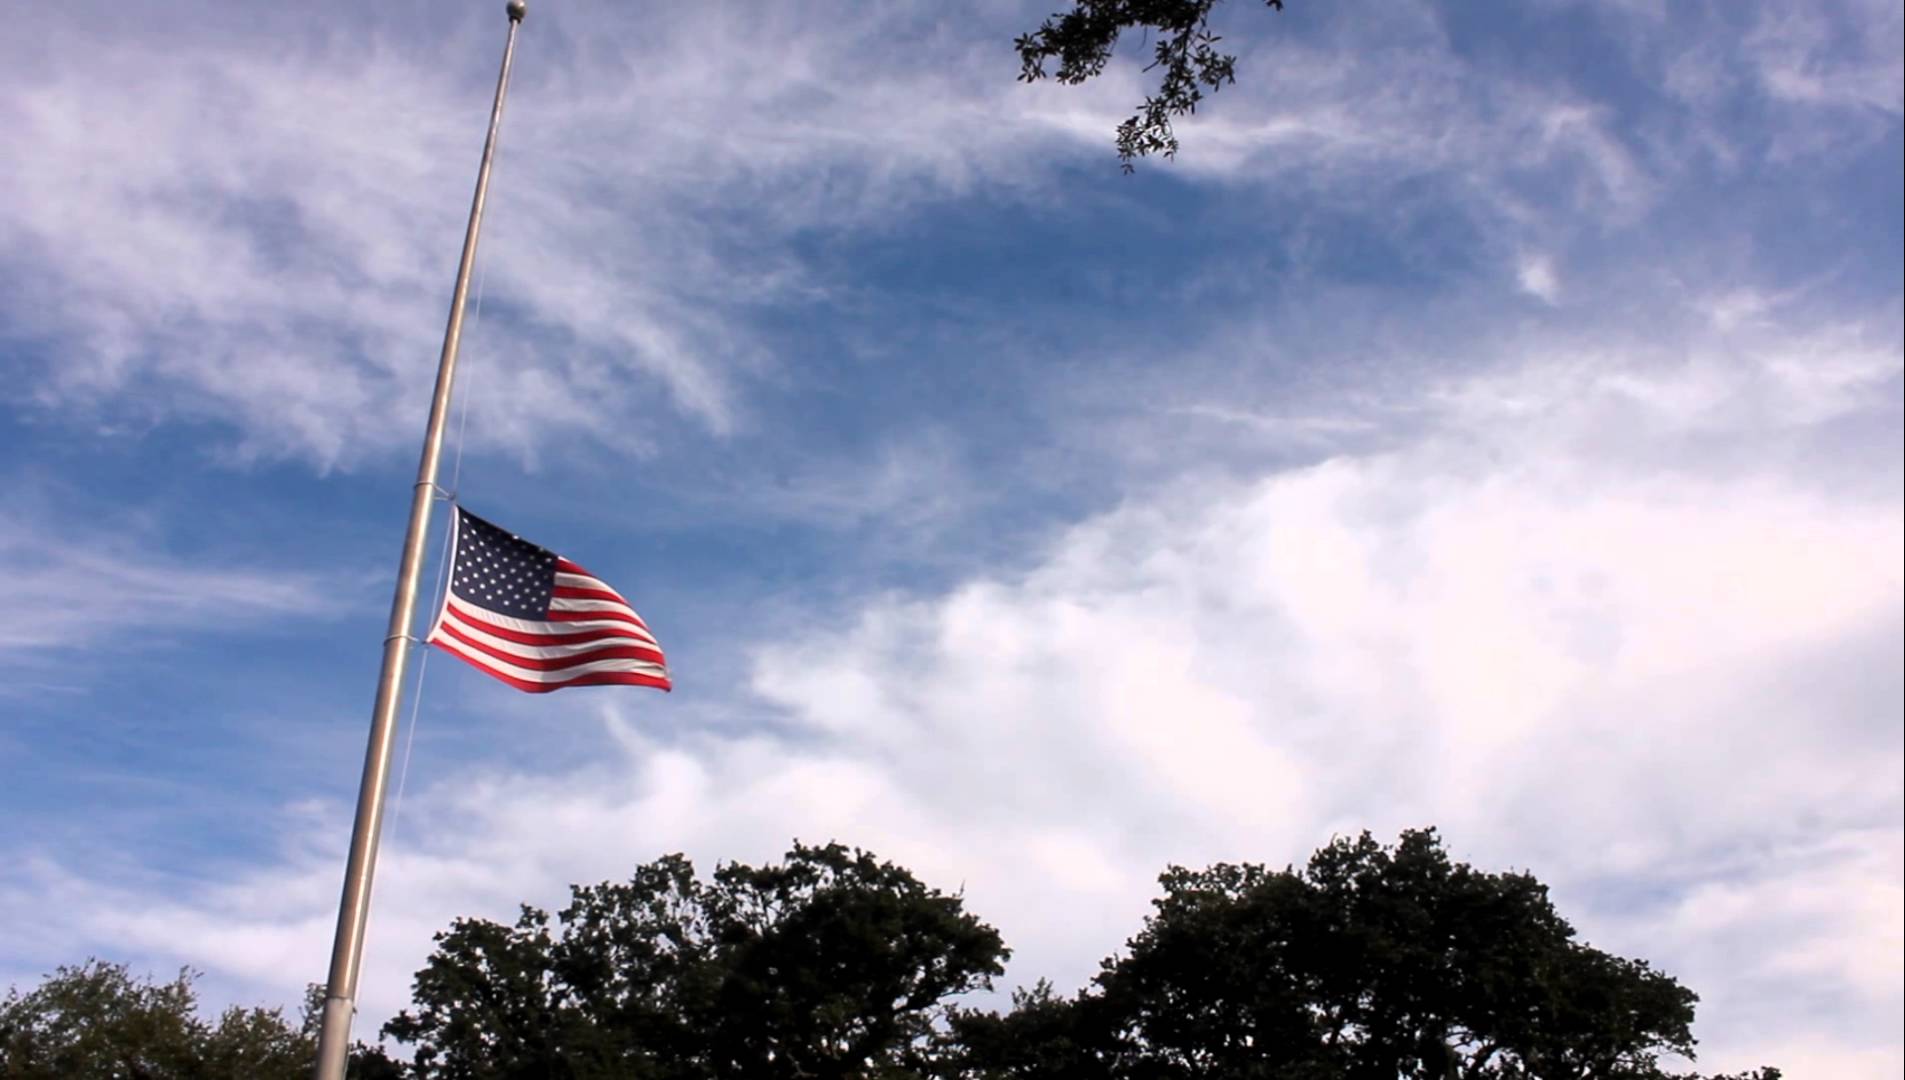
[0,829,1779,1079]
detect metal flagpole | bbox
[312,3,526,1077]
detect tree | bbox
[948,829,1780,1080]
[1015,0,1286,169]
[11,831,1779,1078]
[0,961,206,1080]
[939,980,1108,1079]
[382,842,1008,1079]
[0,959,401,1079]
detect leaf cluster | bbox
[1014,0,1285,169]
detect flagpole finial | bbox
[507,0,526,22]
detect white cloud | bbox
[1648,0,1901,167]
[1746,1,1904,116]
[1517,252,1561,303]
[0,508,348,661]
[0,4,1073,468]
[10,306,1897,1074]
[8,0,1859,470]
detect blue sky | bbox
[2,0,1900,1073]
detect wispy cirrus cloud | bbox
[15,0,1890,474]
[0,501,349,658]
[0,3,1091,470]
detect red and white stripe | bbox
[427,557,671,694]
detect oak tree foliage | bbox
[2,833,1782,1079]
[0,960,397,1080]
[381,842,1008,1079]
[947,829,1781,1080]
[1015,0,1286,168]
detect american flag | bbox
[424,507,670,693]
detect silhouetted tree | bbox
[382,842,1007,1079]
[948,829,1781,1080]
[4,832,1784,1079]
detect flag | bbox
[424,506,671,693]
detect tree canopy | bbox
[948,829,1779,1080]
[1015,0,1286,169]
[382,842,1008,1079]
[2,832,1781,1079]
[0,960,398,1080]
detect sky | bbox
[0,0,1899,1074]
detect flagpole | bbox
[312,3,526,1077]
